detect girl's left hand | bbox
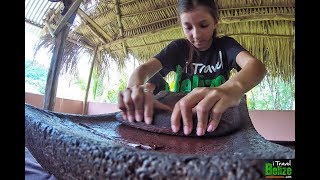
[170,86,243,136]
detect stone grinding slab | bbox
[25,91,295,179]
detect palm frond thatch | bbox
[35,0,295,83]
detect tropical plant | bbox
[247,76,295,110]
[105,76,128,103]
[25,60,48,94]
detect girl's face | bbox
[180,6,217,51]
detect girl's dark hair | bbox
[177,0,219,73]
[177,0,219,22]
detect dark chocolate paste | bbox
[116,91,244,137]
[25,92,294,179]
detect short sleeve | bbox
[153,39,188,71]
[221,36,247,71]
[146,72,169,94]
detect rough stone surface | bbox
[25,92,295,179]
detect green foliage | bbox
[105,77,128,103]
[75,79,87,91]
[91,68,105,100]
[92,78,98,99]
[25,60,48,94]
[100,73,295,109]
[106,90,118,103]
[25,57,294,110]
[118,78,128,91]
[247,76,295,110]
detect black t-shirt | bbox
[148,36,247,93]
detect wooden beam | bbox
[121,4,176,18]
[77,8,113,42]
[44,21,55,37]
[220,14,294,24]
[67,37,94,50]
[48,4,62,22]
[114,0,127,55]
[77,13,108,44]
[119,0,135,5]
[53,0,83,36]
[114,0,124,37]
[124,17,177,32]
[98,24,181,51]
[25,19,44,29]
[221,33,294,39]
[43,12,77,110]
[108,33,294,53]
[83,46,98,115]
[218,6,294,11]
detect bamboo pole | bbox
[114,0,128,56]
[121,4,176,18]
[77,8,113,42]
[106,34,293,52]
[67,37,94,50]
[83,46,98,115]
[98,25,181,51]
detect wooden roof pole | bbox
[77,8,113,43]
[98,25,181,51]
[114,0,127,56]
[53,0,83,36]
[43,0,81,110]
[83,46,98,115]
[67,37,94,50]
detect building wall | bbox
[25,92,295,142]
[25,93,84,114]
[249,110,294,142]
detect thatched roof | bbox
[32,0,295,82]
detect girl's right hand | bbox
[118,85,172,124]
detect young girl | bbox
[118,0,267,136]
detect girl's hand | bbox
[118,85,172,124]
[170,86,243,136]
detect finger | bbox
[123,88,135,122]
[195,105,210,136]
[117,92,127,120]
[171,103,181,133]
[194,94,220,135]
[180,100,193,135]
[207,113,222,132]
[170,88,207,134]
[131,87,144,122]
[207,100,228,132]
[144,92,154,124]
[178,90,206,135]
